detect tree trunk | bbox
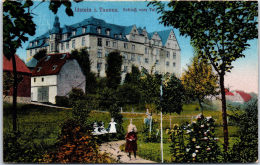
[219,74,229,151]
[11,55,18,132]
[198,98,203,115]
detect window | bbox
[97,27,101,34]
[34,78,36,82]
[123,66,128,72]
[51,43,54,51]
[173,62,176,67]
[82,27,86,34]
[137,56,141,63]
[45,38,49,44]
[35,41,38,45]
[63,34,67,40]
[114,34,117,38]
[105,51,109,57]
[119,34,122,38]
[113,42,117,48]
[52,65,57,70]
[97,62,102,71]
[166,51,170,58]
[97,38,102,47]
[66,42,69,49]
[145,47,148,54]
[106,29,110,36]
[61,43,64,50]
[155,41,159,46]
[145,58,149,63]
[124,43,128,49]
[37,67,42,72]
[60,54,66,59]
[97,49,102,58]
[132,45,135,51]
[131,54,135,61]
[82,37,85,46]
[42,78,44,82]
[72,30,76,36]
[123,53,128,59]
[45,56,51,61]
[166,61,169,66]
[72,40,75,49]
[156,60,159,64]
[30,50,32,56]
[106,40,110,47]
[145,37,148,43]
[156,49,159,55]
[173,52,176,59]
[30,42,32,47]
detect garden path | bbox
[99,140,156,163]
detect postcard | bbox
[3,0,258,163]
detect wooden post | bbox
[161,111,163,163]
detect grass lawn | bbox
[3,102,241,163]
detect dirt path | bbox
[99,140,156,163]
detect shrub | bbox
[43,119,113,163]
[71,100,91,126]
[69,88,85,101]
[55,96,70,107]
[141,118,160,143]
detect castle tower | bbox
[49,16,61,53]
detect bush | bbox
[69,88,85,101]
[43,119,113,163]
[71,100,91,126]
[55,96,71,107]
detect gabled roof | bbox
[225,88,234,96]
[32,53,70,77]
[235,91,252,102]
[157,29,172,46]
[3,54,31,74]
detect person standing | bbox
[125,120,137,160]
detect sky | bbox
[16,1,258,93]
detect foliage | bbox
[182,55,219,109]
[124,65,141,85]
[71,100,91,127]
[149,1,257,151]
[43,119,112,163]
[69,88,86,101]
[168,114,223,163]
[4,131,47,163]
[116,84,141,106]
[33,49,47,60]
[228,98,258,163]
[141,119,160,143]
[3,72,14,96]
[55,96,71,107]
[106,51,123,89]
[71,49,97,94]
[160,74,185,114]
[139,72,161,106]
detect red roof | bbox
[3,54,31,74]
[235,91,252,102]
[225,88,234,96]
[32,53,70,76]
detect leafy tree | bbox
[182,56,218,111]
[124,65,141,85]
[71,49,97,94]
[160,74,185,114]
[3,0,80,132]
[149,1,258,151]
[116,84,141,106]
[228,98,258,163]
[106,51,123,89]
[33,49,47,60]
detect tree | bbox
[149,1,258,151]
[33,49,47,60]
[228,98,258,162]
[106,51,123,89]
[71,49,97,94]
[124,65,141,85]
[182,55,218,111]
[3,0,80,132]
[160,74,185,114]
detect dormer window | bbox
[45,56,51,61]
[72,30,76,36]
[114,34,117,38]
[30,42,32,47]
[97,27,101,34]
[60,54,66,59]
[37,67,42,72]
[82,27,86,34]
[106,29,110,36]
[52,65,57,70]
[134,29,136,33]
[119,33,122,38]
[35,41,38,45]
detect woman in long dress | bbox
[125,121,137,160]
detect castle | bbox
[26,16,181,77]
